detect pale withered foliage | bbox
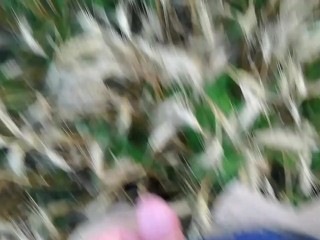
[199,137,224,170]
[16,16,47,58]
[1,0,320,239]
[149,95,202,152]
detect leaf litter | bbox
[0,0,320,239]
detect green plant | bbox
[0,0,320,239]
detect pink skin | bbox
[91,194,184,240]
[136,194,184,240]
[92,227,140,240]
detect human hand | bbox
[80,194,184,240]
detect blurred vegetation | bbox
[0,0,320,239]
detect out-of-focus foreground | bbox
[0,0,320,239]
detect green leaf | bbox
[220,143,243,181]
[205,74,242,114]
[301,99,320,132]
[305,58,320,81]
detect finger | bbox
[136,194,184,240]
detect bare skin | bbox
[70,193,184,240]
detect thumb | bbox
[136,194,184,240]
